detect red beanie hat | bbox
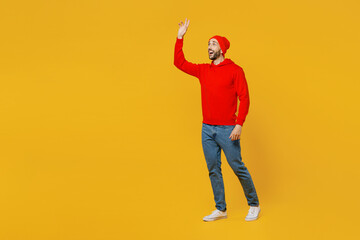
[209,35,230,56]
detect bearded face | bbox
[208,39,222,60]
[209,48,221,60]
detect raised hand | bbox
[177,18,190,39]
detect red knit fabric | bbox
[209,35,230,56]
[174,37,250,126]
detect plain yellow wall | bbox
[0,0,359,239]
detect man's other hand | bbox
[229,124,242,141]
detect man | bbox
[174,18,260,222]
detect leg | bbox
[201,123,226,211]
[216,125,259,206]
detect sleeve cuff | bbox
[235,119,244,126]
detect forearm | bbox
[236,97,249,126]
[174,37,186,68]
[173,37,200,77]
[235,68,250,126]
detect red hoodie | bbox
[174,37,250,126]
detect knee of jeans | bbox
[207,163,220,173]
[229,161,246,171]
[207,164,222,174]
[209,170,221,178]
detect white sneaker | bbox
[245,206,260,221]
[203,209,227,222]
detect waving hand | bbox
[177,18,190,39]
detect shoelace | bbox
[212,210,224,216]
[248,207,256,215]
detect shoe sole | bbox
[203,215,228,222]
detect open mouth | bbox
[209,50,214,55]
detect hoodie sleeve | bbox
[174,38,200,78]
[235,67,250,126]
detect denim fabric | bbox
[201,123,259,211]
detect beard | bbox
[209,49,221,60]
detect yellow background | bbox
[1,0,359,239]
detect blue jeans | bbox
[201,123,259,211]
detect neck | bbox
[213,55,225,65]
